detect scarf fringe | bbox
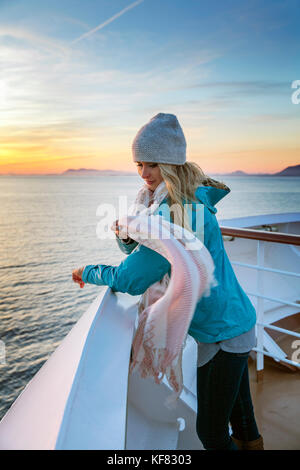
[130,345,183,402]
[130,312,185,407]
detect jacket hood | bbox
[195,185,230,214]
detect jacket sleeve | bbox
[115,234,139,255]
[81,244,171,296]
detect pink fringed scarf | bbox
[117,182,217,404]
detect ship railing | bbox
[220,226,300,381]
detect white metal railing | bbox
[221,227,300,380]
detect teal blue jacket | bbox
[82,186,257,343]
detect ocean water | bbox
[0,174,299,419]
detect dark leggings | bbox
[196,349,260,450]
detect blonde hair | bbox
[157,161,229,231]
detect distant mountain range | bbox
[62,168,136,176]
[61,164,300,177]
[214,164,300,177]
[1,164,299,177]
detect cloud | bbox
[0,23,224,132]
[235,0,290,33]
[247,112,300,122]
[0,25,70,59]
[186,80,290,96]
[0,11,227,152]
[71,0,145,44]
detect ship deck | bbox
[248,315,300,450]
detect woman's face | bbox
[136,161,164,191]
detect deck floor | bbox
[248,355,300,450]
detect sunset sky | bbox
[0,0,299,175]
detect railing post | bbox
[256,240,265,382]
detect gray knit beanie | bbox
[132,113,186,165]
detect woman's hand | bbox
[111,219,130,242]
[111,219,120,237]
[72,266,85,288]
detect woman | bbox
[72,113,263,450]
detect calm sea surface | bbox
[0,174,299,419]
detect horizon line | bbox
[1,170,299,177]
[0,164,299,177]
